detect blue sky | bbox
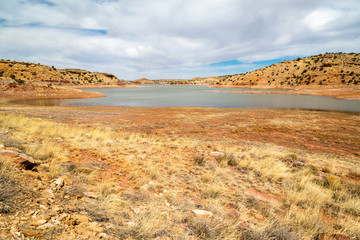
[0,0,359,80]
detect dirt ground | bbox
[2,103,359,158]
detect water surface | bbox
[15,85,360,112]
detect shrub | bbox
[325,175,341,190]
[216,153,237,167]
[10,74,15,79]
[194,154,206,166]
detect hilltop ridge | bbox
[196,52,360,88]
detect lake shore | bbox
[1,81,360,101]
[0,83,140,101]
[2,103,359,157]
[208,85,360,100]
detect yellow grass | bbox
[1,111,359,239]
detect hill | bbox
[132,78,156,84]
[0,60,137,100]
[192,52,360,88]
[0,60,126,86]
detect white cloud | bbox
[0,0,359,79]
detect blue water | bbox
[17,85,360,112]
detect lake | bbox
[17,85,360,112]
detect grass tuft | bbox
[193,153,206,166]
[216,152,237,167]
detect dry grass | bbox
[1,111,359,239]
[0,157,19,213]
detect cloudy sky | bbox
[0,0,359,80]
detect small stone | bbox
[19,227,44,238]
[60,175,73,185]
[51,177,65,190]
[89,222,104,233]
[210,151,224,157]
[84,191,97,199]
[53,205,63,214]
[41,189,55,199]
[191,209,213,218]
[30,219,47,226]
[51,219,61,225]
[37,198,50,205]
[123,221,136,227]
[73,214,91,224]
[37,223,55,229]
[39,204,48,210]
[38,173,52,181]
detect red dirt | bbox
[2,105,359,158]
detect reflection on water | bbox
[9,85,360,112]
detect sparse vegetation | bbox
[0,158,18,213]
[0,108,358,239]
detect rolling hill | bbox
[192,52,360,88]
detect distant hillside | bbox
[0,60,126,86]
[193,53,360,88]
[132,78,156,84]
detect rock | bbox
[52,205,63,214]
[39,204,48,210]
[88,222,104,233]
[51,177,65,191]
[84,191,98,199]
[0,150,37,170]
[98,232,116,239]
[24,170,40,179]
[38,173,52,181]
[37,222,55,229]
[37,197,50,205]
[191,209,213,218]
[60,175,73,185]
[19,227,44,238]
[73,214,91,224]
[210,151,224,157]
[123,221,137,227]
[30,219,47,226]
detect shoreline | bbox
[207,85,360,100]
[1,82,359,101]
[1,104,359,157]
